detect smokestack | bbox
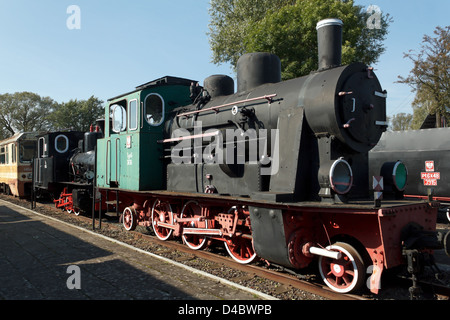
[316,18,343,71]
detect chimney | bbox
[316,18,343,71]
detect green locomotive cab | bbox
[96,76,195,191]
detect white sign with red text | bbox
[421,161,440,186]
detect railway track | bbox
[124,224,365,300]
[2,194,449,300]
[68,209,363,300]
[94,219,450,301]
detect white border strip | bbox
[0,199,278,300]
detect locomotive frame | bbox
[95,185,442,294]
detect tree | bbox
[208,0,391,79]
[0,92,55,137]
[398,26,450,128]
[47,96,104,132]
[0,93,104,139]
[390,113,413,131]
[410,88,444,129]
[0,121,10,140]
[208,0,296,69]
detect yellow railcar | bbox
[0,132,38,197]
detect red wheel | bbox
[224,236,257,264]
[223,206,257,264]
[63,195,73,213]
[55,188,74,214]
[181,201,208,250]
[318,242,366,293]
[122,207,137,231]
[151,199,174,241]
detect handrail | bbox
[176,94,277,118]
[158,130,220,144]
[106,140,110,185]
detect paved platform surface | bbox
[0,200,269,300]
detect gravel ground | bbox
[2,194,449,300]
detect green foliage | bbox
[208,0,391,79]
[48,96,104,132]
[208,0,296,67]
[398,26,450,128]
[390,113,413,131]
[0,93,104,139]
[410,88,447,129]
[0,92,55,138]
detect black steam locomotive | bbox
[33,126,103,215]
[29,18,449,295]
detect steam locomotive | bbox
[31,18,449,295]
[33,128,102,214]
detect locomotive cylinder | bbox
[172,64,386,153]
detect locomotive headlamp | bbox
[319,158,354,199]
[393,161,408,191]
[381,160,408,192]
[330,158,353,195]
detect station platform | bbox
[0,200,272,301]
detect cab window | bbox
[20,141,36,163]
[129,99,138,131]
[38,137,46,158]
[55,135,69,153]
[144,94,164,126]
[111,104,127,133]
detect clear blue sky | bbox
[0,0,448,117]
[354,0,449,116]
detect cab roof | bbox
[108,76,197,102]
